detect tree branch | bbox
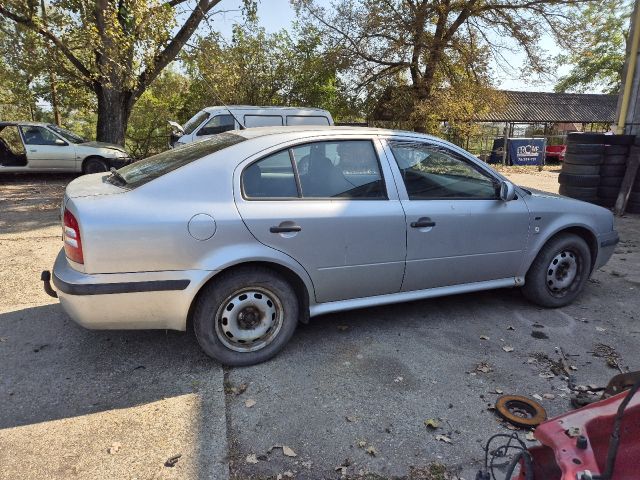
[0,5,94,86]
[133,0,222,100]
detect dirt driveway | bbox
[1,169,639,480]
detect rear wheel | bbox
[193,266,299,366]
[83,157,108,174]
[522,233,591,308]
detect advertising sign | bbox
[507,138,545,166]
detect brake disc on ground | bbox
[495,394,547,428]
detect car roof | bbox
[201,105,330,114]
[233,125,441,141]
[0,121,51,127]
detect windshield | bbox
[48,124,86,143]
[183,111,210,135]
[113,132,246,188]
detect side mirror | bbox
[54,138,67,146]
[499,180,516,202]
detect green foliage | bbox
[181,23,359,124]
[555,0,632,94]
[126,69,191,157]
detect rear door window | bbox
[115,132,246,188]
[244,115,284,128]
[242,150,299,198]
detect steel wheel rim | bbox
[546,249,580,297]
[214,287,283,353]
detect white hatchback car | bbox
[0,121,132,174]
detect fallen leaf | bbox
[495,388,503,394]
[526,432,536,442]
[246,454,259,464]
[480,335,490,340]
[596,326,606,332]
[283,471,294,478]
[539,373,555,379]
[244,399,257,408]
[502,346,515,352]
[108,442,121,455]
[164,454,182,468]
[365,446,377,456]
[337,325,349,331]
[0,337,7,342]
[394,376,404,383]
[570,365,578,371]
[357,440,367,448]
[507,326,515,331]
[543,393,555,400]
[345,416,357,423]
[435,434,452,444]
[336,466,348,476]
[424,418,440,429]
[505,423,519,431]
[475,362,493,373]
[532,394,543,401]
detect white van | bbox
[168,106,334,147]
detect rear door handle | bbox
[410,218,436,228]
[270,225,302,233]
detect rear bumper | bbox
[594,230,619,270]
[50,249,213,330]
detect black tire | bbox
[566,144,605,154]
[605,145,628,155]
[567,133,634,145]
[600,164,626,177]
[83,157,109,174]
[522,233,592,308]
[595,197,615,208]
[561,163,601,175]
[557,173,600,187]
[600,176,624,187]
[597,186,620,199]
[627,201,640,213]
[559,185,597,198]
[193,266,299,366]
[563,153,604,166]
[603,155,627,165]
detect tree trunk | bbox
[95,86,133,145]
[49,70,61,126]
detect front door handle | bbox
[270,224,302,233]
[410,217,436,228]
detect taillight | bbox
[63,209,84,264]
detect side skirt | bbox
[309,277,522,317]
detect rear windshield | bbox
[114,133,246,188]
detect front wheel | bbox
[521,233,591,308]
[193,267,299,366]
[83,157,109,174]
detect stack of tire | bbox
[629,152,640,214]
[558,133,635,208]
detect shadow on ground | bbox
[0,174,75,235]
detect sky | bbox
[213,0,570,92]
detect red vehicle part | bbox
[546,145,567,162]
[518,388,640,479]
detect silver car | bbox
[44,127,619,366]
[0,121,131,174]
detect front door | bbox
[20,125,76,170]
[235,138,407,303]
[383,139,530,292]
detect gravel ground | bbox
[0,168,638,480]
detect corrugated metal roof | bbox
[478,90,617,123]
[371,88,618,123]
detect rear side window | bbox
[286,115,330,126]
[242,140,387,200]
[242,150,298,198]
[116,132,246,188]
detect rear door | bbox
[234,137,407,303]
[20,125,76,170]
[383,138,530,292]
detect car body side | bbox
[0,122,131,173]
[52,128,617,331]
